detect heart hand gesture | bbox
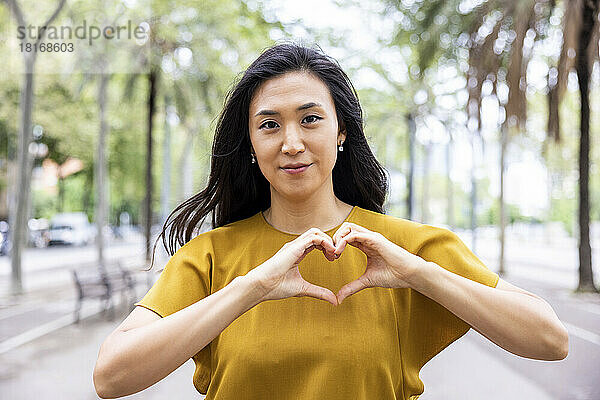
[244,223,426,307]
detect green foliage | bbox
[32,188,58,220]
[482,202,541,227]
[550,197,576,237]
[1,0,598,234]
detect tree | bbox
[3,0,66,295]
[547,0,599,292]
[384,0,565,270]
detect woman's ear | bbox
[338,121,347,143]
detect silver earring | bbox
[338,142,344,152]
[251,153,256,163]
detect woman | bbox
[93,43,568,399]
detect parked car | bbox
[46,212,95,246]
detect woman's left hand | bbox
[332,222,426,304]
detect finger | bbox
[334,231,368,256]
[339,230,380,256]
[332,224,352,250]
[314,244,336,261]
[332,222,370,246]
[333,223,368,253]
[293,231,335,263]
[304,229,336,254]
[336,275,370,304]
[333,237,348,257]
[296,281,339,306]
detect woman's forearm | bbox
[94,274,264,398]
[408,261,568,361]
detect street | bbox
[0,233,599,399]
[0,235,155,297]
[0,303,201,399]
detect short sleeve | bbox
[134,235,213,318]
[401,226,499,376]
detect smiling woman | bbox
[93,42,568,400]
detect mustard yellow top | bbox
[135,205,499,399]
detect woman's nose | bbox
[281,124,305,155]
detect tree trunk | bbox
[96,73,109,268]
[406,113,415,220]
[82,168,93,214]
[470,133,478,252]
[446,134,454,229]
[180,125,195,201]
[57,176,64,212]
[9,55,35,295]
[161,95,171,224]
[499,123,508,276]
[421,141,431,224]
[7,0,67,295]
[575,0,598,292]
[145,68,158,262]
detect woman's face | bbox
[248,71,346,201]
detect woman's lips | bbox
[281,163,312,174]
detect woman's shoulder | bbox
[354,206,423,233]
[173,211,262,256]
[354,206,458,253]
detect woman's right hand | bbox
[244,228,339,306]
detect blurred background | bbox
[0,0,599,399]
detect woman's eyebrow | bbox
[253,102,323,117]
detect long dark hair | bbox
[149,42,388,269]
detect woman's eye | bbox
[303,115,322,124]
[259,121,278,130]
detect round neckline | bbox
[259,205,358,237]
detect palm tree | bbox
[548,0,600,292]
[384,0,569,275]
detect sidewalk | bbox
[419,330,553,400]
[0,250,154,355]
[0,303,202,400]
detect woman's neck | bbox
[263,193,353,235]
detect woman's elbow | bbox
[93,356,126,399]
[556,324,569,360]
[543,321,569,361]
[93,361,113,399]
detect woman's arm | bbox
[408,261,569,361]
[93,275,264,398]
[94,228,339,399]
[331,221,569,361]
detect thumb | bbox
[296,280,339,306]
[336,275,370,304]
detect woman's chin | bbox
[276,183,318,200]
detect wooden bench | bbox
[71,261,137,323]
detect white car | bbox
[47,212,95,246]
